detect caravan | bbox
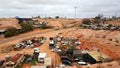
[38,53,46,63]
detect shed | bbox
[87,51,110,64]
[73,50,88,57]
[9,53,23,64]
[6,53,25,68]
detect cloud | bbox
[0,0,120,18]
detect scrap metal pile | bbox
[1,36,46,53]
[14,36,46,49]
[49,33,81,52]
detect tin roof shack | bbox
[73,50,88,62]
[73,50,88,57]
[85,51,110,64]
[6,53,25,68]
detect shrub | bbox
[4,27,17,37]
[112,16,117,19]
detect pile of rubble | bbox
[81,23,120,30]
[48,33,81,52]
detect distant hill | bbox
[0,18,21,31]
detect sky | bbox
[0,0,120,18]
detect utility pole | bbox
[115,12,117,18]
[74,6,77,18]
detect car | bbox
[74,58,80,62]
[39,37,46,44]
[59,64,65,68]
[0,60,4,66]
[24,55,33,63]
[61,56,73,62]
[77,60,87,65]
[62,60,72,66]
[25,57,32,63]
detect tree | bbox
[37,16,41,18]
[94,14,104,23]
[82,19,91,25]
[112,16,117,19]
[4,27,17,37]
[20,22,33,33]
[55,16,59,19]
[95,14,103,20]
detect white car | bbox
[77,60,87,65]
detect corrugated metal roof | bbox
[87,51,110,62]
[10,53,23,63]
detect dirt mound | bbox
[33,18,82,28]
[0,18,21,30]
[62,29,120,60]
[105,19,120,26]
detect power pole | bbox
[74,6,77,18]
[115,12,117,18]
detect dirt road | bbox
[0,29,54,44]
